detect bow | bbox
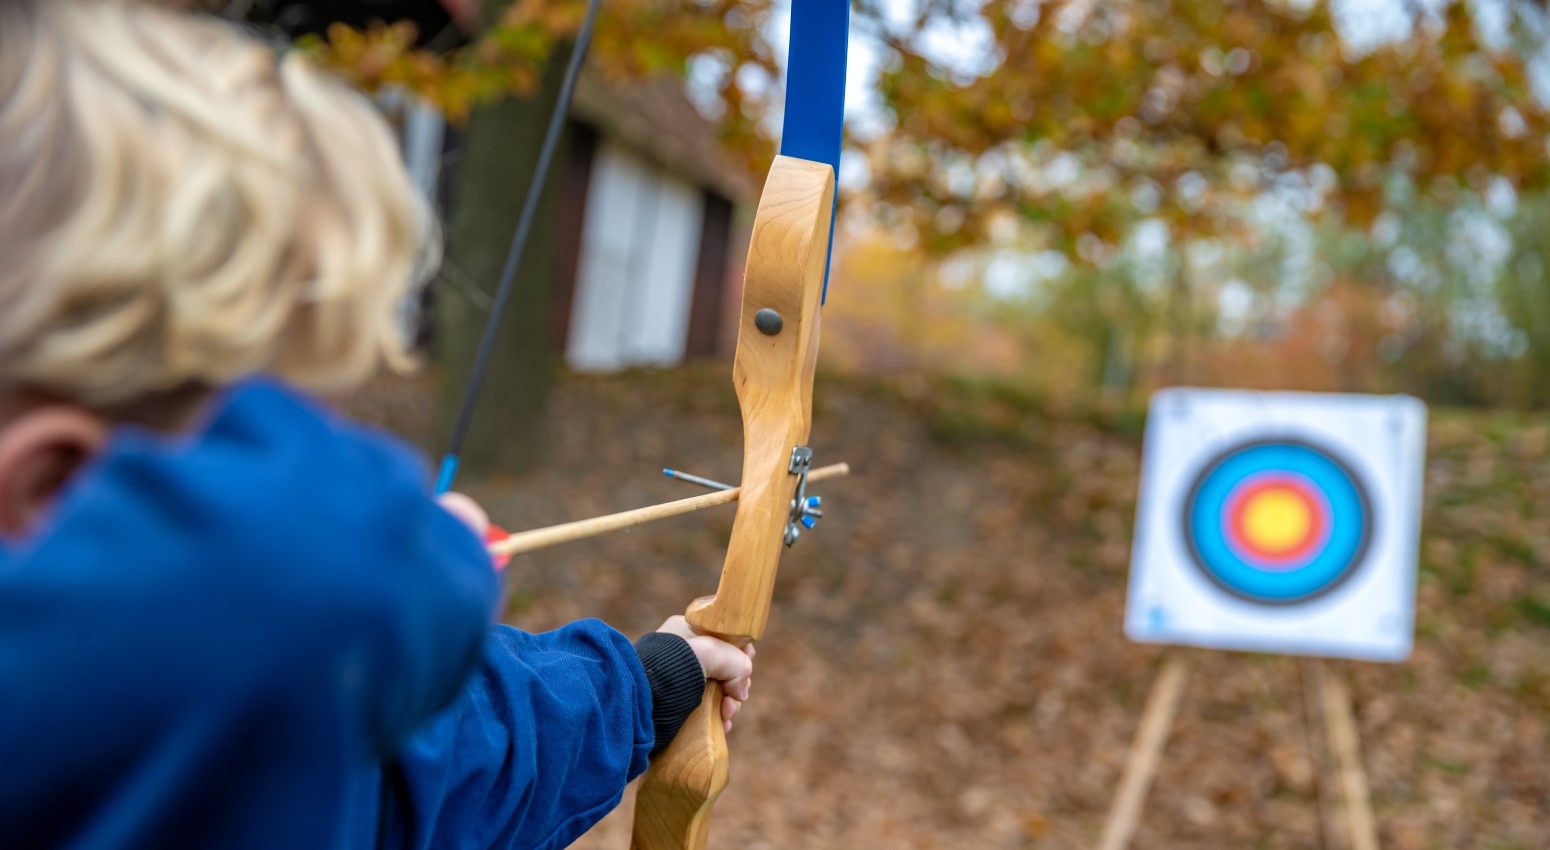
[629,4,850,849]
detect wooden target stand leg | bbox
[1098,653,1191,850]
[1098,654,1380,850]
[1299,659,1343,850]
[1313,660,1381,850]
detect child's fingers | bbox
[440,493,511,569]
[657,620,755,663]
[688,636,753,698]
[725,675,750,703]
[437,492,489,537]
[660,620,756,702]
[722,694,741,728]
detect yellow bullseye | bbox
[1240,489,1313,554]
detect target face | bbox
[1127,389,1425,662]
[1184,440,1372,605]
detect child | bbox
[0,1,753,848]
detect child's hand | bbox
[437,493,489,537]
[656,615,755,732]
[438,493,512,570]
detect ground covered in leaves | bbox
[349,368,1550,850]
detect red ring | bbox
[1222,474,1329,569]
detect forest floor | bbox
[346,366,1550,850]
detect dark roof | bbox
[572,72,757,203]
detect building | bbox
[401,73,754,372]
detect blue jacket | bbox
[0,380,654,850]
[358,623,655,850]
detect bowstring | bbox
[434,0,604,495]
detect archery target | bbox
[1126,389,1426,662]
[1184,440,1370,605]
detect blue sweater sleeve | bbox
[373,621,655,850]
[0,379,499,850]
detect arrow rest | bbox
[784,446,818,546]
[665,448,828,547]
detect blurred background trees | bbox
[840,0,1550,408]
[226,0,1550,433]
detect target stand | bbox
[1098,653,1378,850]
[1102,389,1427,850]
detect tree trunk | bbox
[435,42,574,478]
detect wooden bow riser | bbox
[629,156,837,850]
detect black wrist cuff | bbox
[634,633,707,756]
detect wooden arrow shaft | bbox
[487,463,849,557]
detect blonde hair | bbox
[0,0,433,412]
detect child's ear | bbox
[0,406,107,537]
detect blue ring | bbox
[1183,440,1372,605]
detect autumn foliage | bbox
[302,0,777,164]
[291,0,1550,409]
[298,0,1549,247]
[865,0,1550,251]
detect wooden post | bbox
[1300,659,1341,850]
[1098,653,1191,850]
[1316,661,1380,850]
